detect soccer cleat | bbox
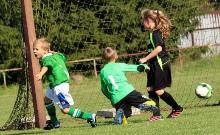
[167,106,183,118]
[114,108,124,125]
[87,113,97,128]
[139,102,160,116]
[43,120,60,130]
[149,115,163,122]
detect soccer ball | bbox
[195,83,212,98]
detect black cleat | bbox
[43,120,60,130]
[167,106,183,118]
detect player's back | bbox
[100,63,134,104]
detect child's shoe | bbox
[167,106,183,118]
[43,120,60,130]
[149,115,163,122]
[87,113,97,128]
[114,108,124,125]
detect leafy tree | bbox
[0,0,22,69]
[0,0,213,83]
[32,0,210,60]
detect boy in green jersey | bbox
[33,38,96,130]
[100,47,162,124]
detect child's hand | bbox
[139,58,147,64]
[36,73,43,81]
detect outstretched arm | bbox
[36,66,48,80]
[121,63,150,72]
[139,46,162,63]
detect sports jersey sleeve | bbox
[41,58,53,68]
[119,63,149,72]
[153,30,164,47]
[119,63,138,72]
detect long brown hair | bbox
[141,9,172,39]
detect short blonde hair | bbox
[102,47,117,62]
[33,37,51,50]
[141,9,172,39]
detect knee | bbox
[44,97,52,104]
[147,87,153,92]
[155,90,164,96]
[61,108,70,114]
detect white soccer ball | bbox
[195,83,212,98]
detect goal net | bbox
[1,0,220,130]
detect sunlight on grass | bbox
[0,56,220,134]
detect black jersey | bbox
[147,30,170,70]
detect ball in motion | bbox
[195,83,212,98]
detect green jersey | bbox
[40,53,69,88]
[100,62,145,105]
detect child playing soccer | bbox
[100,47,161,124]
[33,38,96,130]
[139,9,183,119]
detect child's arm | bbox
[36,67,48,81]
[121,63,150,72]
[139,46,162,63]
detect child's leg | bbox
[44,89,60,130]
[58,96,97,127]
[156,89,183,118]
[147,87,159,107]
[45,97,59,124]
[65,107,92,120]
[114,106,130,125]
[156,89,181,110]
[114,100,131,125]
[61,107,96,127]
[114,108,128,125]
[121,90,162,122]
[44,87,60,130]
[54,83,96,127]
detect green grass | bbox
[0,56,220,134]
[1,106,220,135]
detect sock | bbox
[148,91,160,107]
[45,103,58,123]
[67,107,91,120]
[159,91,179,110]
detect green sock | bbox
[45,103,58,123]
[67,107,91,120]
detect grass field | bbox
[0,55,220,135]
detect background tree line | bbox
[0,0,214,84]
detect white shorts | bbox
[45,83,74,109]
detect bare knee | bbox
[61,108,70,114]
[147,87,153,92]
[155,89,164,96]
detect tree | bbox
[0,0,22,69]
[0,0,212,83]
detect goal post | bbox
[21,0,46,128]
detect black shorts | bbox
[147,61,172,91]
[114,90,148,118]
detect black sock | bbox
[45,103,58,123]
[159,91,180,110]
[148,91,160,107]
